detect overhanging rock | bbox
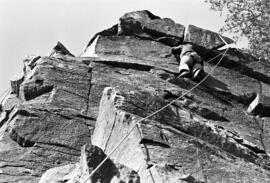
[184,24,234,54]
[118,10,185,46]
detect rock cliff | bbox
[1,10,270,183]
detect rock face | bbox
[39,143,140,183]
[0,54,92,182]
[1,10,270,183]
[184,24,234,54]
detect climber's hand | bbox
[171,47,176,54]
[171,45,182,55]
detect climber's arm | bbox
[171,45,183,55]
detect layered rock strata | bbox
[0,10,270,183]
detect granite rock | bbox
[1,10,270,182]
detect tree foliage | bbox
[206,0,270,61]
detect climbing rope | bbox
[82,46,229,183]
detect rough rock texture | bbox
[184,24,234,54]
[49,41,75,57]
[92,87,270,183]
[39,143,140,183]
[83,10,186,52]
[1,10,270,182]
[118,10,185,46]
[0,54,92,182]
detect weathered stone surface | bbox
[39,143,140,183]
[81,31,270,155]
[1,93,20,112]
[118,10,185,46]
[92,87,270,183]
[1,10,270,182]
[184,24,234,54]
[83,10,185,51]
[0,55,92,182]
[82,35,179,73]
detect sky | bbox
[0,0,245,96]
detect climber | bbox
[171,43,204,81]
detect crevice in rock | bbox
[75,114,96,121]
[194,107,229,122]
[24,84,54,101]
[139,138,170,148]
[161,91,230,122]
[34,143,80,156]
[215,90,257,106]
[93,60,153,71]
[15,109,38,117]
[238,141,267,154]
[0,109,12,128]
[34,108,92,128]
[37,141,81,152]
[59,88,89,100]
[200,79,256,107]
[35,78,43,85]
[146,164,154,169]
[207,50,270,85]
[85,73,93,117]
[179,174,205,183]
[160,90,179,100]
[171,102,229,122]
[58,114,73,120]
[140,26,183,46]
[9,109,39,122]
[168,78,233,107]
[9,129,36,148]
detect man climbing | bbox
[171,43,204,81]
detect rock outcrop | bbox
[1,10,270,183]
[39,143,139,183]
